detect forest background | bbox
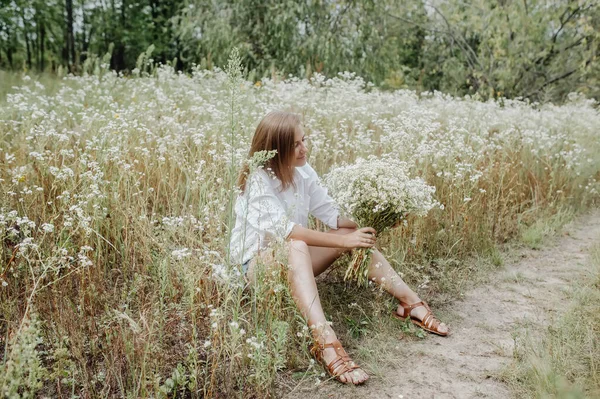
[1,0,599,103]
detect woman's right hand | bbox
[342,227,377,248]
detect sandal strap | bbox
[313,339,361,378]
[320,341,338,349]
[396,300,446,335]
[399,300,427,318]
[328,357,349,376]
[344,359,360,371]
[319,340,349,357]
[421,309,442,331]
[331,357,360,376]
[422,311,434,328]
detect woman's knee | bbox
[370,249,385,264]
[287,240,314,274]
[288,239,310,256]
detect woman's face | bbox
[290,127,308,168]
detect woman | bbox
[229,111,448,385]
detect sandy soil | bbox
[281,210,600,399]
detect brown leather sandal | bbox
[392,300,449,336]
[310,339,367,385]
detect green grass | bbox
[519,208,576,250]
[500,243,600,398]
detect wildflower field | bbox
[1,61,599,397]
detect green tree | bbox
[173,0,428,86]
[0,0,597,102]
[417,0,600,101]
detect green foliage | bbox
[519,208,575,250]
[0,313,47,398]
[345,316,371,339]
[421,0,600,101]
[175,0,428,87]
[502,244,600,397]
[135,44,157,76]
[0,0,597,102]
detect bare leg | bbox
[245,229,368,384]
[367,250,448,334]
[306,229,444,330]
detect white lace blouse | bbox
[229,162,340,265]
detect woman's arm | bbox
[288,224,375,248]
[337,216,358,229]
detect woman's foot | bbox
[394,300,449,336]
[312,337,369,385]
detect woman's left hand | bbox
[341,227,377,249]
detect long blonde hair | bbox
[237,111,302,193]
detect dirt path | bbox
[282,210,600,399]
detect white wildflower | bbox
[41,223,54,233]
[171,248,192,260]
[324,156,437,285]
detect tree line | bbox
[0,0,598,102]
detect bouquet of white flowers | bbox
[323,156,438,286]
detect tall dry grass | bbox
[0,55,599,397]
